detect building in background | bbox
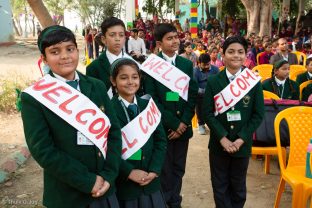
[0,0,14,44]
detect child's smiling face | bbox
[43,41,79,80]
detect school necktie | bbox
[128,103,138,119]
[66,80,78,89]
[278,84,284,96]
[229,75,236,82]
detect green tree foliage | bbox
[45,0,73,24]
[142,0,175,19]
[220,0,245,19]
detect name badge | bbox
[227,110,241,121]
[77,131,94,145]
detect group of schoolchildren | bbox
[21,16,268,208]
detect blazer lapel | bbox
[112,96,128,125]
[217,69,230,89]
[78,72,92,98]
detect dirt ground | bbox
[0,40,292,208]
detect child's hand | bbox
[92,180,110,198]
[232,138,244,151]
[128,169,149,184]
[176,122,187,135]
[140,172,158,186]
[168,129,181,140]
[220,137,239,154]
[91,175,104,197]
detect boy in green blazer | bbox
[296,57,312,101]
[86,17,132,90]
[144,23,198,208]
[202,36,264,208]
[21,25,121,208]
[262,60,299,100]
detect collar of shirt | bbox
[308,71,312,78]
[275,76,286,86]
[225,68,242,80]
[162,52,177,65]
[106,50,124,64]
[118,95,137,108]
[53,71,80,91]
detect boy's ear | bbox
[41,54,48,65]
[156,41,162,48]
[101,36,106,45]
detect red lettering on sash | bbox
[89,118,105,136]
[122,131,138,148]
[32,79,57,91]
[42,86,71,104]
[153,62,169,74]
[222,94,233,107]
[214,95,223,112]
[230,84,241,97]
[147,111,154,126]
[162,67,172,81]
[241,70,256,87]
[236,78,247,90]
[59,95,79,114]
[175,76,187,91]
[96,125,110,140]
[102,139,107,154]
[139,116,148,134]
[76,109,96,125]
[149,101,160,117]
[142,57,161,70]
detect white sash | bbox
[24,74,111,158]
[214,68,261,115]
[121,98,161,160]
[141,54,190,101]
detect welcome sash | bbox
[24,74,111,158]
[121,98,161,160]
[141,54,190,101]
[214,68,261,115]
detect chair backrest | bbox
[299,80,312,100]
[219,66,225,71]
[252,64,273,82]
[290,64,306,72]
[263,90,280,100]
[256,52,265,65]
[292,51,307,66]
[274,107,312,173]
[289,68,307,81]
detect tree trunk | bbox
[259,0,272,37]
[281,0,290,23]
[32,14,35,37]
[241,0,272,37]
[295,0,305,35]
[27,0,54,28]
[12,17,21,36]
[204,0,210,19]
[17,18,23,37]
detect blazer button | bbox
[177,111,181,115]
[142,156,145,160]
[230,125,234,129]
[98,152,101,157]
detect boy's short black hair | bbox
[154,23,177,41]
[183,41,192,48]
[131,28,139,33]
[38,25,77,57]
[101,17,126,36]
[198,53,211,63]
[222,36,248,54]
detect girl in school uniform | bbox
[109,58,167,208]
[262,59,299,100]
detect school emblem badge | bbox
[243,95,250,107]
[100,105,105,112]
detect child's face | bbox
[158,32,180,55]
[102,25,126,55]
[223,43,246,71]
[43,41,79,80]
[185,45,192,53]
[307,61,312,73]
[210,49,218,59]
[197,43,204,50]
[275,64,290,80]
[265,45,272,53]
[111,65,140,100]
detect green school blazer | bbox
[202,69,265,157]
[262,78,299,100]
[86,51,112,90]
[21,71,121,208]
[143,53,198,140]
[111,96,167,200]
[296,71,312,85]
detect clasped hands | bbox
[220,137,244,154]
[91,175,110,198]
[168,122,187,140]
[128,169,158,186]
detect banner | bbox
[24,74,111,158]
[121,98,161,160]
[141,54,190,101]
[214,69,261,115]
